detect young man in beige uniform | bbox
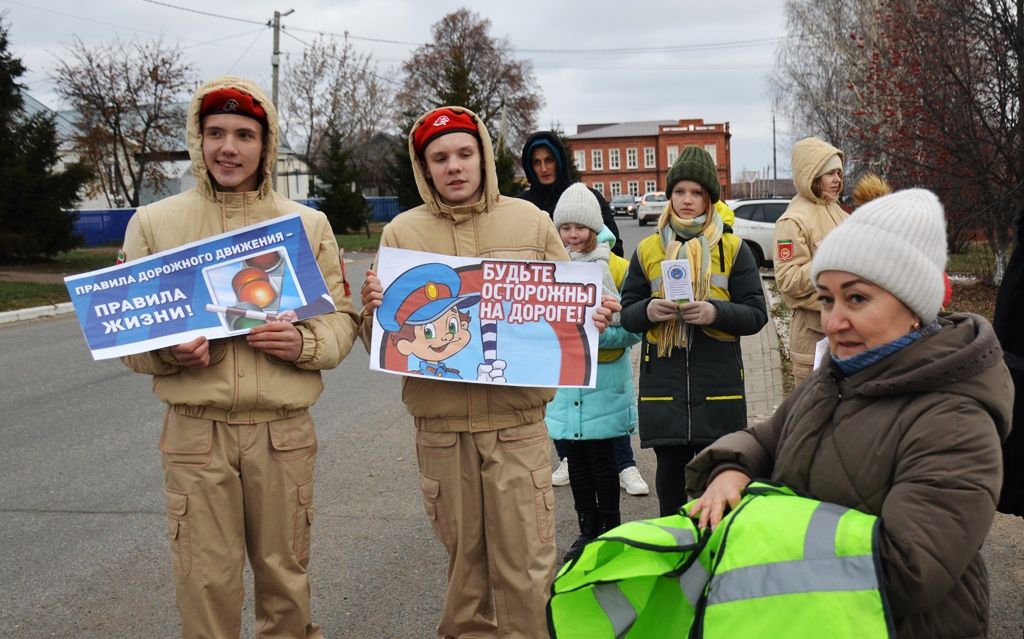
[121,76,360,638]
[773,137,848,385]
[360,106,617,639]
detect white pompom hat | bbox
[811,188,948,323]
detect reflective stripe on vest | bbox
[635,232,740,343]
[706,502,877,605]
[592,583,635,636]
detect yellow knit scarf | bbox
[654,203,724,356]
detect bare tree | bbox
[772,0,1023,280]
[279,34,393,177]
[847,0,1022,277]
[52,37,194,208]
[767,0,879,161]
[395,8,543,152]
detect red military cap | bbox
[200,88,268,126]
[412,107,479,156]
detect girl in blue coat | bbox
[547,183,641,560]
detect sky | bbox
[5,0,795,180]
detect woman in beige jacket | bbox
[773,137,848,384]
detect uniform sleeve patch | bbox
[777,240,794,261]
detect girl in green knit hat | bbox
[619,145,768,516]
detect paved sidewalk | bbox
[742,276,786,422]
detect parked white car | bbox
[726,198,791,267]
[636,192,667,226]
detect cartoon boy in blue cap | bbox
[378,263,481,379]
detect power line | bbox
[180,27,268,51]
[225,27,267,75]
[140,0,265,26]
[278,28,403,87]
[139,0,789,56]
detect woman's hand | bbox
[646,298,680,323]
[687,470,751,530]
[681,301,717,326]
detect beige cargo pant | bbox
[160,410,324,639]
[415,421,557,639]
[790,308,825,387]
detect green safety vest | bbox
[548,481,895,638]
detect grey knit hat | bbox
[553,183,603,233]
[811,188,948,323]
[665,145,720,203]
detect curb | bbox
[0,302,75,325]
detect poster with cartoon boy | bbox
[377,262,505,382]
[369,247,603,388]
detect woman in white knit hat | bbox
[546,183,642,561]
[686,189,1012,638]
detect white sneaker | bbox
[619,466,649,496]
[552,458,570,486]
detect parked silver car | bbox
[636,192,667,226]
[726,198,791,267]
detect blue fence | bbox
[294,196,404,222]
[76,208,136,247]
[73,196,404,247]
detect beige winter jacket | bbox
[121,76,360,424]
[773,137,849,367]
[362,107,569,432]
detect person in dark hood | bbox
[519,132,651,498]
[994,204,1023,517]
[519,131,623,257]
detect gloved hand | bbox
[681,301,717,326]
[477,359,507,383]
[646,298,680,323]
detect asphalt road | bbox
[0,221,1020,637]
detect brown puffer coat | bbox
[687,313,1012,638]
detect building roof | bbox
[569,120,675,140]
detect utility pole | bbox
[772,112,778,197]
[271,8,294,186]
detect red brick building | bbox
[567,119,732,200]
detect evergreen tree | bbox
[494,142,523,197]
[0,20,90,259]
[314,128,369,234]
[387,111,425,212]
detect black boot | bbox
[599,510,621,534]
[564,509,601,563]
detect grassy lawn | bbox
[0,281,70,311]
[947,241,996,279]
[946,241,1000,320]
[336,222,384,251]
[2,246,121,272]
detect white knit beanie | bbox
[811,188,948,323]
[553,183,603,233]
